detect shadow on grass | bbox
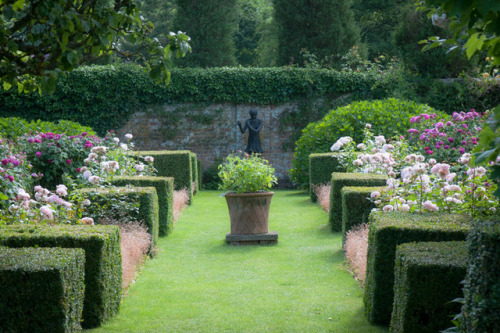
[206,241,277,255]
[349,307,389,332]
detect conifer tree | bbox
[174,0,238,67]
[273,0,361,66]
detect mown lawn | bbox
[88,190,387,332]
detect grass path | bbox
[88,191,387,332]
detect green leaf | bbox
[2,81,12,91]
[465,33,487,59]
[12,0,25,11]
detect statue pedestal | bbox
[225,231,278,246]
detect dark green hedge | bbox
[329,173,387,232]
[462,220,500,332]
[0,247,86,332]
[309,153,346,202]
[364,212,471,325]
[0,225,121,329]
[341,186,382,242]
[190,152,198,195]
[391,241,468,333]
[0,64,381,135]
[79,187,159,250]
[197,159,203,190]
[135,150,193,203]
[112,177,174,237]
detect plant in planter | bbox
[218,152,277,242]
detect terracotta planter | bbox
[224,192,274,235]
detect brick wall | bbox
[117,102,300,186]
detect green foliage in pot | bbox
[218,152,277,193]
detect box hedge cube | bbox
[134,150,193,203]
[197,158,203,190]
[78,186,159,249]
[0,225,121,329]
[309,153,345,202]
[364,212,471,325]
[0,247,86,332]
[112,177,174,237]
[341,186,382,242]
[190,152,198,195]
[462,220,500,333]
[391,241,468,333]
[329,173,387,232]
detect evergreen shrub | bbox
[391,241,468,333]
[111,177,174,237]
[329,173,387,232]
[190,152,198,195]
[341,186,382,242]
[0,224,122,329]
[79,187,159,249]
[291,98,442,188]
[462,220,500,332]
[364,212,471,325]
[309,153,346,202]
[197,159,203,190]
[0,247,86,332]
[134,150,193,203]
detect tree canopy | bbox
[0,0,191,93]
[419,0,500,196]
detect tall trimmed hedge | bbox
[0,247,86,332]
[197,159,203,190]
[364,212,471,325]
[291,98,443,188]
[135,150,194,203]
[0,225,122,329]
[329,172,387,232]
[112,177,174,237]
[391,241,468,333]
[0,64,381,135]
[309,153,346,202]
[462,220,500,332]
[79,187,159,250]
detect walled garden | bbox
[1,1,499,332]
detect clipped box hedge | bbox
[0,225,121,329]
[134,150,193,203]
[309,153,345,202]
[391,241,468,333]
[341,186,382,242]
[462,220,500,333]
[197,158,203,190]
[0,247,86,332]
[79,187,159,249]
[364,212,471,325]
[190,152,198,195]
[329,173,387,232]
[111,177,174,237]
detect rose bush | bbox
[407,110,484,164]
[371,153,499,218]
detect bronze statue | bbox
[237,109,263,154]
